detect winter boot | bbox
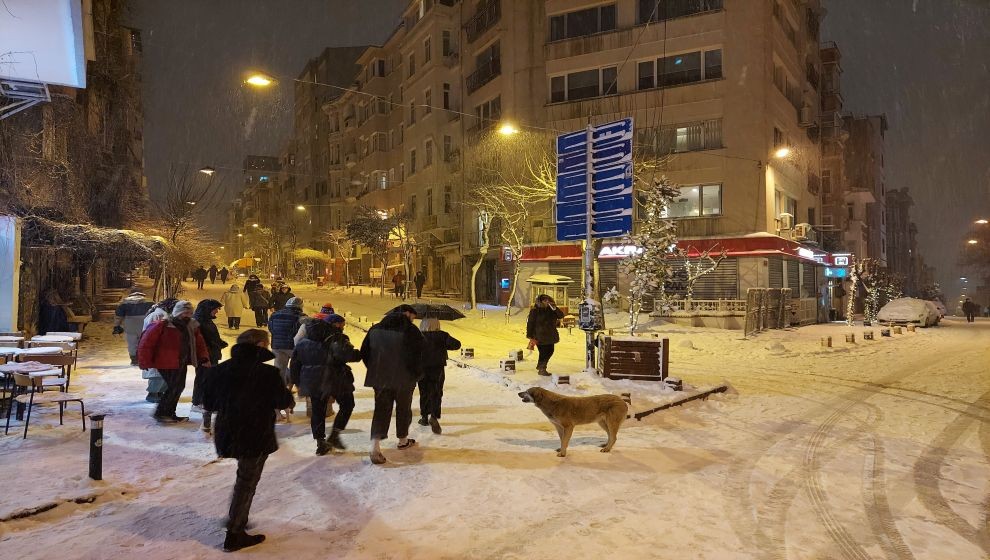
[201,411,213,433]
[223,531,266,552]
[315,438,331,456]
[129,355,138,366]
[328,429,346,451]
[429,416,442,435]
[418,415,430,426]
[537,362,550,376]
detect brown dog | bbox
[518,387,628,457]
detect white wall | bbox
[0,216,21,331]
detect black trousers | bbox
[227,316,241,329]
[966,312,975,322]
[228,454,268,534]
[155,368,187,418]
[253,308,268,327]
[537,344,555,366]
[310,390,355,440]
[196,279,205,289]
[415,285,424,298]
[418,368,445,418]
[370,387,414,441]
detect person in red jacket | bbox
[138,300,211,423]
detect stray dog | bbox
[518,387,628,457]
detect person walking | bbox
[361,304,424,464]
[219,266,230,284]
[526,294,565,376]
[268,297,305,389]
[142,297,178,403]
[392,271,406,298]
[293,302,335,345]
[221,284,249,329]
[192,266,208,290]
[112,290,153,366]
[208,264,219,284]
[417,317,460,434]
[962,298,978,322]
[203,329,294,553]
[290,315,360,455]
[137,300,211,423]
[192,299,227,433]
[245,275,270,327]
[270,285,295,312]
[414,270,426,299]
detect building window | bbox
[424,88,432,114]
[638,49,722,90]
[775,191,797,219]
[410,149,417,174]
[549,66,618,102]
[427,188,434,215]
[408,52,416,77]
[424,37,432,63]
[474,95,501,129]
[444,185,453,213]
[410,195,417,215]
[639,0,723,24]
[662,184,722,218]
[548,4,617,42]
[409,100,416,125]
[636,119,723,155]
[442,30,453,56]
[773,127,785,148]
[443,83,451,109]
[822,169,832,194]
[425,139,434,166]
[443,135,453,160]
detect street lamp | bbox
[967,239,979,245]
[773,147,791,159]
[198,166,216,176]
[976,219,988,224]
[498,122,520,136]
[245,72,276,87]
[237,233,243,237]
[296,205,306,211]
[252,223,259,228]
[185,201,196,206]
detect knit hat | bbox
[171,300,194,317]
[285,297,303,309]
[323,313,345,325]
[319,302,334,314]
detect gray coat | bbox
[360,312,425,390]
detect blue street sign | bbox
[555,118,634,241]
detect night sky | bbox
[132,0,989,294]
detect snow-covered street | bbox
[1,282,989,559]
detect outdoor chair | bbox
[4,373,86,439]
[0,331,24,337]
[0,341,22,349]
[21,354,75,391]
[59,305,92,333]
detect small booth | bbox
[526,274,573,314]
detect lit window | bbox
[662,184,722,218]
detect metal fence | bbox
[744,288,791,336]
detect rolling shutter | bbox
[768,257,783,288]
[548,261,583,298]
[786,259,799,291]
[801,262,816,298]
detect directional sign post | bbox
[556,118,634,371]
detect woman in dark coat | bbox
[290,315,361,455]
[244,275,270,327]
[192,299,227,432]
[202,329,294,552]
[417,317,460,434]
[526,294,564,376]
[270,286,295,312]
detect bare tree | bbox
[346,206,401,296]
[681,245,728,303]
[324,229,354,287]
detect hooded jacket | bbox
[268,306,304,350]
[203,343,295,459]
[526,305,564,345]
[114,295,153,334]
[271,288,295,312]
[137,316,210,370]
[421,330,462,371]
[193,299,227,365]
[244,279,269,309]
[289,322,361,398]
[361,312,425,390]
[221,285,250,318]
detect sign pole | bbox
[584,122,595,372]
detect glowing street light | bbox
[185,201,196,205]
[237,233,243,237]
[967,239,979,245]
[252,223,259,228]
[497,122,520,136]
[976,219,988,224]
[198,166,216,176]
[774,147,791,159]
[296,205,306,211]
[245,73,276,87]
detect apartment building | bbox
[226,155,281,263]
[274,0,849,322]
[842,114,888,267]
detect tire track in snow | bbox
[912,389,990,553]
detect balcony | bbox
[344,152,358,167]
[466,58,501,94]
[443,51,459,68]
[465,0,500,44]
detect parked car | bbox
[877,297,940,327]
[929,299,946,318]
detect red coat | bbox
[137,319,210,370]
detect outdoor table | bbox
[0,336,24,342]
[1,362,65,419]
[15,347,64,358]
[30,335,75,343]
[44,332,83,341]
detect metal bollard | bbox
[89,414,105,481]
[821,336,832,347]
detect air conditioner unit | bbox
[799,105,815,128]
[778,212,794,231]
[793,223,812,240]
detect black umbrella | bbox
[390,303,466,321]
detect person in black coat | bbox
[202,329,295,553]
[219,267,230,284]
[244,275,270,327]
[416,317,460,434]
[192,266,208,290]
[208,265,218,284]
[414,271,426,298]
[270,286,295,312]
[192,299,227,433]
[361,304,424,464]
[526,294,565,376]
[290,314,361,455]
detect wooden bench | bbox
[60,306,92,333]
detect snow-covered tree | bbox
[681,245,728,303]
[345,206,403,296]
[324,229,354,287]
[620,177,681,334]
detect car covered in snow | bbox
[929,299,946,318]
[877,297,940,327]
